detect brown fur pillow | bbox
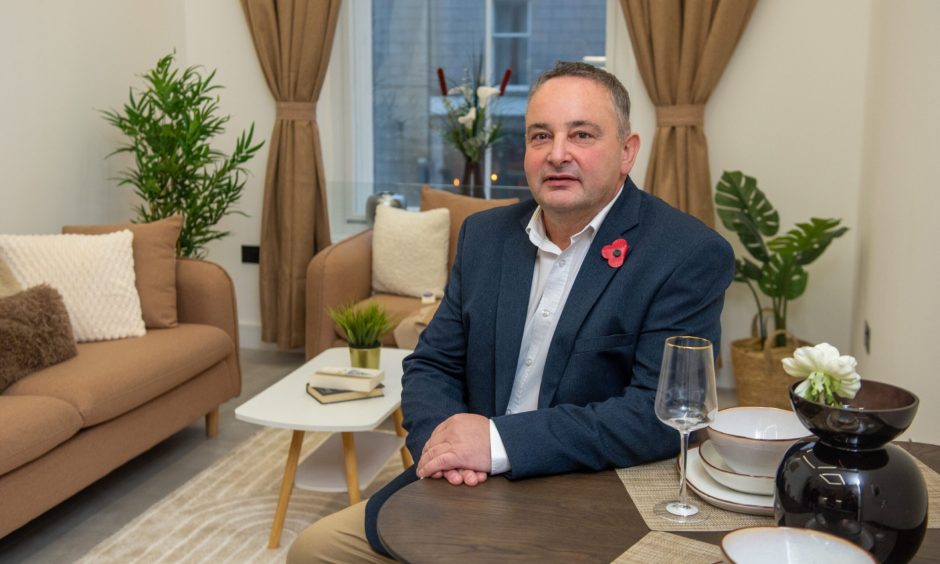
[0,284,77,392]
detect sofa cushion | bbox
[372,206,450,299]
[0,285,77,392]
[0,395,83,476]
[0,255,22,298]
[420,186,520,270]
[4,323,233,427]
[63,215,182,329]
[0,231,145,342]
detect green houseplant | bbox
[715,171,849,409]
[328,302,395,369]
[102,52,264,258]
[715,170,849,347]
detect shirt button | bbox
[558,259,566,267]
[541,309,551,318]
[525,358,533,366]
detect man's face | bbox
[524,76,639,225]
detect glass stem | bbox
[678,430,690,507]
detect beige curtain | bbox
[242,0,341,349]
[621,0,756,227]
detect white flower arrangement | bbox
[782,343,861,407]
[436,64,511,164]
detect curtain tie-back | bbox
[275,101,316,121]
[655,104,705,127]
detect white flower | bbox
[457,107,476,130]
[477,85,500,108]
[782,342,861,405]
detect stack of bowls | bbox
[702,407,811,496]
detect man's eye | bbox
[574,131,593,140]
[530,133,549,142]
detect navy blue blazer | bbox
[365,179,735,553]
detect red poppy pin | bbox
[601,238,629,268]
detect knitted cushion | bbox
[0,231,145,341]
[371,206,450,298]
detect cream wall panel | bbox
[853,0,940,443]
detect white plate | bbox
[685,445,775,516]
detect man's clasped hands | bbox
[416,413,492,486]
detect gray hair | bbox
[528,61,631,140]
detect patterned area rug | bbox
[78,428,404,563]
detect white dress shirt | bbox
[489,188,622,474]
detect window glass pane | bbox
[371,0,606,196]
[494,0,528,33]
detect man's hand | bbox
[416,413,491,485]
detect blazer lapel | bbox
[538,181,643,407]
[494,210,537,415]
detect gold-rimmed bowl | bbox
[698,440,775,495]
[707,407,811,476]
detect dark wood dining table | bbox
[377,442,940,563]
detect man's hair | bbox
[528,61,631,139]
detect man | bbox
[289,62,734,562]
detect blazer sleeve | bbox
[398,221,472,462]
[492,234,735,479]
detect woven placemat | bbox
[618,452,940,533]
[612,531,723,563]
[913,457,940,528]
[617,458,774,532]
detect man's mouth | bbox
[544,173,579,184]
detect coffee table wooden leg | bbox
[268,430,305,549]
[341,432,362,505]
[392,408,413,468]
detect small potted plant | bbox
[715,170,849,408]
[328,302,395,369]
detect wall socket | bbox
[241,245,260,264]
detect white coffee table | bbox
[235,347,413,548]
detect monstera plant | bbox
[715,171,849,349]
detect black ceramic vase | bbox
[775,380,927,563]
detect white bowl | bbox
[722,526,875,563]
[707,407,811,476]
[698,440,775,495]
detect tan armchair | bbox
[305,186,519,359]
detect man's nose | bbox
[547,137,571,166]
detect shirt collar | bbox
[525,185,624,252]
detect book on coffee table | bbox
[308,366,384,392]
[306,383,385,404]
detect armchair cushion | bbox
[372,206,450,298]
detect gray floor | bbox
[0,348,306,564]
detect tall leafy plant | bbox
[102,52,264,258]
[715,171,849,348]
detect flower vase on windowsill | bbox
[436,63,511,199]
[461,159,484,198]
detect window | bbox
[365,0,606,206]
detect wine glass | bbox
[652,336,718,523]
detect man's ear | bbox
[621,132,641,176]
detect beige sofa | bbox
[0,258,241,538]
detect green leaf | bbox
[734,257,762,282]
[729,211,771,263]
[767,218,849,266]
[759,254,808,300]
[715,171,780,236]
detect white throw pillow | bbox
[0,230,145,342]
[372,206,450,298]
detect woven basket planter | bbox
[730,327,810,410]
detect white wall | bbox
[853,0,940,443]
[0,1,187,233]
